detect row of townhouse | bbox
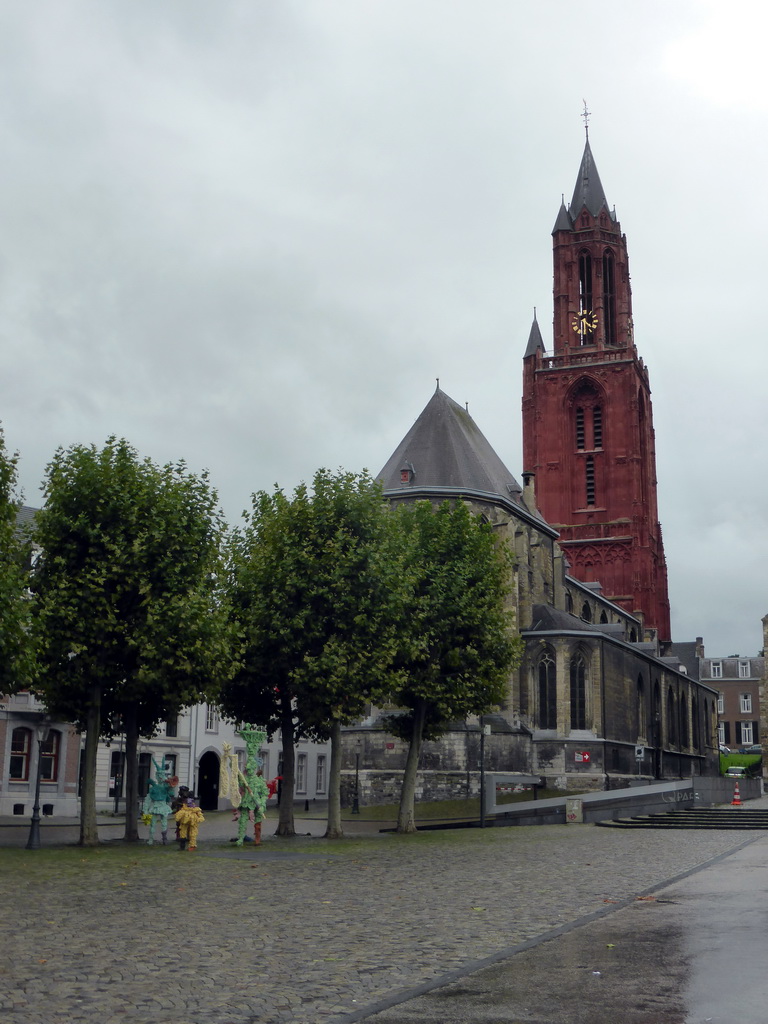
[0,691,330,819]
[670,633,765,753]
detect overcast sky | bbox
[1,1,766,657]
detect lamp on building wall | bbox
[25,715,52,850]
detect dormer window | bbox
[400,461,415,485]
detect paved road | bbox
[0,805,765,1024]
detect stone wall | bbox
[340,769,488,808]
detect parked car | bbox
[719,744,731,754]
[737,745,762,755]
[725,766,747,778]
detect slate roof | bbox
[15,505,38,529]
[664,641,701,680]
[524,314,545,358]
[527,604,601,634]
[570,139,613,219]
[377,388,524,502]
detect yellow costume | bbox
[175,802,205,851]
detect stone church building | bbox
[341,137,719,800]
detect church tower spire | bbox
[522,135,671,640]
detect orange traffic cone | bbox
[732,782,742,806]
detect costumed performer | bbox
[142,757,178,845]
[175,793,205,851]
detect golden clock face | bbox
[572,310,598,334]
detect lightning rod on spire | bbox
[581,100,591,139]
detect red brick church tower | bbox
[522,132,671,640]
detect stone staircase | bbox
[596,807,768,830]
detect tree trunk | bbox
[324,718,344,839]
[397,701,426,834]
[123,704,140,842]
[275,698,296,836]
[79,683,101,847]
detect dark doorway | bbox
[197,751,220,810]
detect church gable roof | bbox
[378,388,523,501]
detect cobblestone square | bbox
[0,814,757,1024]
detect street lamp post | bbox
[479,720,492,829]
[26,717,51,851]
[352,742,361,814]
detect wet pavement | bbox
[1,802,766,1023]
[364,835,768,1023]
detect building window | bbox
[578,250,593,334]
[740,694,752,714]
[109,750,125,798]
[260,751,269,779]
[575,408,585,450]
[164,754,177,778]
[602,250,616,344]
[667,688,677,745]
[580,601,592,623]
[717,692,724,714]
[165,716,178,738]
[739,721,754,745]
[739,661,750,678]
[679,695,689,749]
[537,651,557,729]
[718,722,726,746]
[592,406,603,449]
[585,455,596,506]
[296,753,307,794]
[569,652,587,730]
[10,728,32,781]
[316,755,326,793]
[138,752,152,799]
[636,676,646,737]
[40,730,60,782]
[691,697,700,750]
[205,706,219,733]
[710,661,722,679]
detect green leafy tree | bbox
[388,500,523,833]
[31,438,230,845]
[0,428,33,692]
[221,468,406,838]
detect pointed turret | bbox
[552,197,572,234]
[524,312,545,358]
[569,139,613,219]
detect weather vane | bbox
[581,100,590,139]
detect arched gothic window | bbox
[570,652,587,730]
[679,694,689,749]
[602,249,616,344]
[667,687,677,745]
[578,249,593,336]
[636,675,646,737]
[580,601,592,623]
[537,650,557,730]
[691,697,700,750]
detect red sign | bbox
[574,750,591,763]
